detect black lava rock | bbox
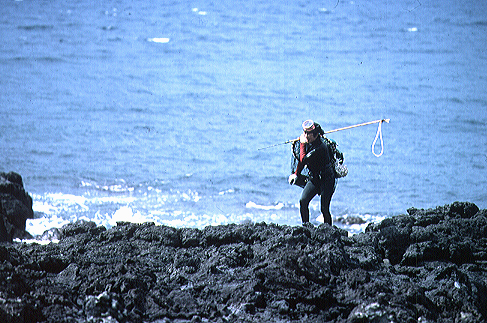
[1,201,486,322]
[0,172,34,242]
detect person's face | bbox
[304,130,318,143]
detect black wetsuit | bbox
[295,138,335,224]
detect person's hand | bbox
[288,174,298,185]
[299,133,307,143]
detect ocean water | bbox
[1,0,486,237]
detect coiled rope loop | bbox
[372,119,389,157]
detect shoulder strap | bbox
[322,136,344,163]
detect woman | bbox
[288,120,336,225]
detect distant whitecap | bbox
[147,37,170,43]
[407,27,418,32]
[192,8,207,15]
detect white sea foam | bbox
[28,186,391,241]
[30,192,140,236]
[316,213,387,235]
[246,201,284,210]
[181,190,201,202]
[110,206,140,225]
[156,212,229,228]
[33,193,137,213]
[80,180,135,193]
[219,189,235,195]
[26,214,71,237]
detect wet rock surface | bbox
[0,201,486,322]
[0,172,34,242]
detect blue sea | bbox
[1,0,486,237]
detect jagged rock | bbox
[0,172,34,241]
[0,202,486,322]
[0,203,9,243]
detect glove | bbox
[288,174,298,185]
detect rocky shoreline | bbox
[1,172,487,322]
[1,172,34,242]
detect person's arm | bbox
[294,142,306,175]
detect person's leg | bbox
[299,181,319,223]
[320,179,335,225]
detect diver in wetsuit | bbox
[288,120,336,225]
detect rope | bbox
[258,118,390,153]
[324,119,387,134]
[372,119,386,157]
